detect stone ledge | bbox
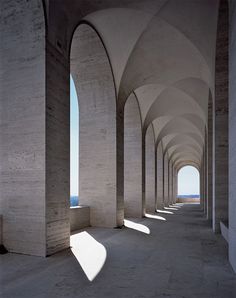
[70,206,90,232]
[220,221,229,243]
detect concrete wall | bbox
[213,0,229,233]
[70,206,90,232]
[145,125,155,213]
[203,147,207,216]
[124,94,142,218]
[229,0,236,273]
[46,42,70,256]
[71,24,119,228]
[0,215,2,245]
[168,160,173,205]
[156,142,164,209]
[207,95,213,222]
[164,153,169,206]
[0,0,46,256]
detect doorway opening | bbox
[177,166,200,203]
[70,75,79,207]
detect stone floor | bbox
[1,203,236,298]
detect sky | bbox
[70,76,199,197]
[70,76,79,196]
[178,166,199,195]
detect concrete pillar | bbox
[124,94,142,218]
[71,24,122,228]
[145,125,155,213]
[213,0,229,233]
[200,163,204,210]
[204,143,208,216]
[173,167,177,203]
[156,142,164,209]
[46,42,70,256]
[0,0,47,256]
[168,160,173,205]
[163,153,169,207]
[229,0,236,273]
[207,95,213,222]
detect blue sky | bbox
[70,77,199,197]
[178,166,199,195]
[70,76,79,196]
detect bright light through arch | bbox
[178,166,200,196]
[70,75,79,206]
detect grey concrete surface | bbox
[168,160,173,205]
[156,142,164,209]
[70,206,90,232]
[0,215,2,245]
[229,0,236,273]
[124,94,143,218]
[71,24,119,228]
[145,125,155,213]
[207,96,213,223]
[213,0,229,233]
[46,41,70,256]
[1,204,235,298]
[164,153,169,206]
[0,0,46,256]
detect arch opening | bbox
[177,166,200,204]
[70,76,79,207]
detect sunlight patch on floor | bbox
[70,231,107,282]
[145,213,167,221]
[156,209,174,215]
[124,219,150,234]
[164,207,178,211]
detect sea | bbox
[70,196,79,207]
[177,194,200,198]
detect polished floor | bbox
[1,203,236,298]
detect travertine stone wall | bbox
[70,206,90,232]
[200,162,204,210]
[71,24,119,228]
[168,160,173,205]
[145,125,155,213]
[124,94,143,218]
[173,168,177,203]
[213,0,229,233]
[0,0,46,256]
[229,0,236,273]
[207,96,213,222]
[164,153,169,207]
[46,42,70,256]
[0,215,2,245]
[156,142,164,209]
[204,146,208,216]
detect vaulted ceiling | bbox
[47,0,219,169]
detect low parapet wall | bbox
[70,206,90,232]
[177,197,200,203]
[220,221,228,243]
